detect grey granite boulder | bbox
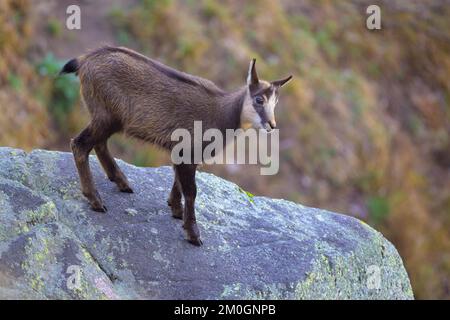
[0,147,413,299]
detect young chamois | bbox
[60,46,292,246]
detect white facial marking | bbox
[247,61,253,85]
[265,89,278,123]
[259,80,271,87]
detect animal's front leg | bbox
[167,165,183,219]
[175,164,202,246]
[95,140,133,193]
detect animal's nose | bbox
[269,120,277,129]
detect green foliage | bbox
[7,73,22,90]
[355,170,381,193]
[202,0,229,20]
[141,0,172,9]
[46,18,61,37]
[36,53,79,128]
[108,7,131,45]
[367,196,390,225]
[316,29,339,62]
[117,30,131,46]
[238,187,255,203]
[37,53,61,76]
[131,149,159,167]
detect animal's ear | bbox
[247,58,259,86]
[272,75,293,88]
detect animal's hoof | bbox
[92,204,107,213]
[84,190,106,213]
[117,180,133,193]
[168,199,183,219]
[187,237,203,246]
[184,223,202,246]
[120,186,134,193]
[171,207,183,219]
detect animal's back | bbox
[76,46,224,149]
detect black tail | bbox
[59,58,79,75]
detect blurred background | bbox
[0,0,449,299]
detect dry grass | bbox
[1,0,449,298]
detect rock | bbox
[0,147,413,299]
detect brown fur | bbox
[75,46,245,149]
[62,46,291,246]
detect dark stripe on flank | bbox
[92,46,223,94]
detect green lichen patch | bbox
[0,147,414,299]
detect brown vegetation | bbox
[0,0,449,298]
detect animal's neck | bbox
[217,87,247,133]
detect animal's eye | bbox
[254,96,264,105]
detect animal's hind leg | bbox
[167,165,183,219]
[95,141,133,193]
[71,123,107,212]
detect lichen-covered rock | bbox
[0,147,413,299]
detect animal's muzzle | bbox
[263,121,277,132]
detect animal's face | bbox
[241,59,292,131]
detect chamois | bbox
[60,46,292,246]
